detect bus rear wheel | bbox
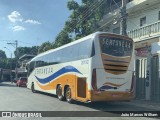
[65,87,74,103]
[56,85,64,101]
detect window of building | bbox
[140,17,146,27]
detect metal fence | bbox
[151,55,160,102]
[135,59,147,100]
[135,56,160,102]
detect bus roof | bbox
[29,32,101,62]
[28,32,132,63]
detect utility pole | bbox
[7,40,18,79]
[120,0,127,36]
[15,40,18,79]
[4,47,12,82]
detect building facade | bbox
[99,0,160,102]
[16,54,35,78]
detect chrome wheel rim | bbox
[66,88,71,101]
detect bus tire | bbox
[65,87,74,103]
[31,84,36,93]
[56,85,64,101]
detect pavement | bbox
[0,81,160,111]
[125,99,160,111]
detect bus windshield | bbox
[99,35,133,57]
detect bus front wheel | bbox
[65,87,74,103]
[31,84,36,93]
[56,85,64,101]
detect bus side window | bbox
[35,57,44,67]
[49,52,56,65]
[28,61,35,76]
[91,41,95,57]
[70,44,80,61]
[49,52,58,65]
[61,46,72,62]
[55,50,62,64]
[78,40,92,59]
[47,53,54,65]
[35,57,40,67]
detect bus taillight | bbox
[92,69,97,90]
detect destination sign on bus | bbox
[101,37,132,49]
[100,36,133,57]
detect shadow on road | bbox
[0,82,16,87]
[33,90,156,114]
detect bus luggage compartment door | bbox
[76,77,87,99]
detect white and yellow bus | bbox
[27,32,134,103]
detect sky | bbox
[0,0,81,58]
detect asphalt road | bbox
[0,82,159,120]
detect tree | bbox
[53,0,109,48]
[0,50,7,59]
[67,0,79,10]
[50,0,112,51]
[14,46,39,58]
[30,46,39,55]
[38,41,53,53]
[52,0,80,48]
[54,29,72,48]
[70,0,108,38]
[0,49,15,70]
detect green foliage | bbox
[0,58,17,70]
[53,0,108,48]
[71,0,108,38]
[0,49,9,70]
[67,0,79,10]
[0,59,10,69]
[82,0,93,4]
[38,41,53,54]
[0,50,16,69]
[56,29,72,46]
[0,50,7,59]
[14,46,39,58]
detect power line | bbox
[0,40,16,42]
[78,0,106,26]
[94,0,121,32]
[18,41,37,46]
[68,0,104,28]
[53,0,104,42]
[95,0,126,33]
[112,0,120,9]
[58,0,103,32]
[94,17,115,32]
[55,0,106,41]
[0,39,38,46]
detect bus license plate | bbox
[112,94,119,97]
